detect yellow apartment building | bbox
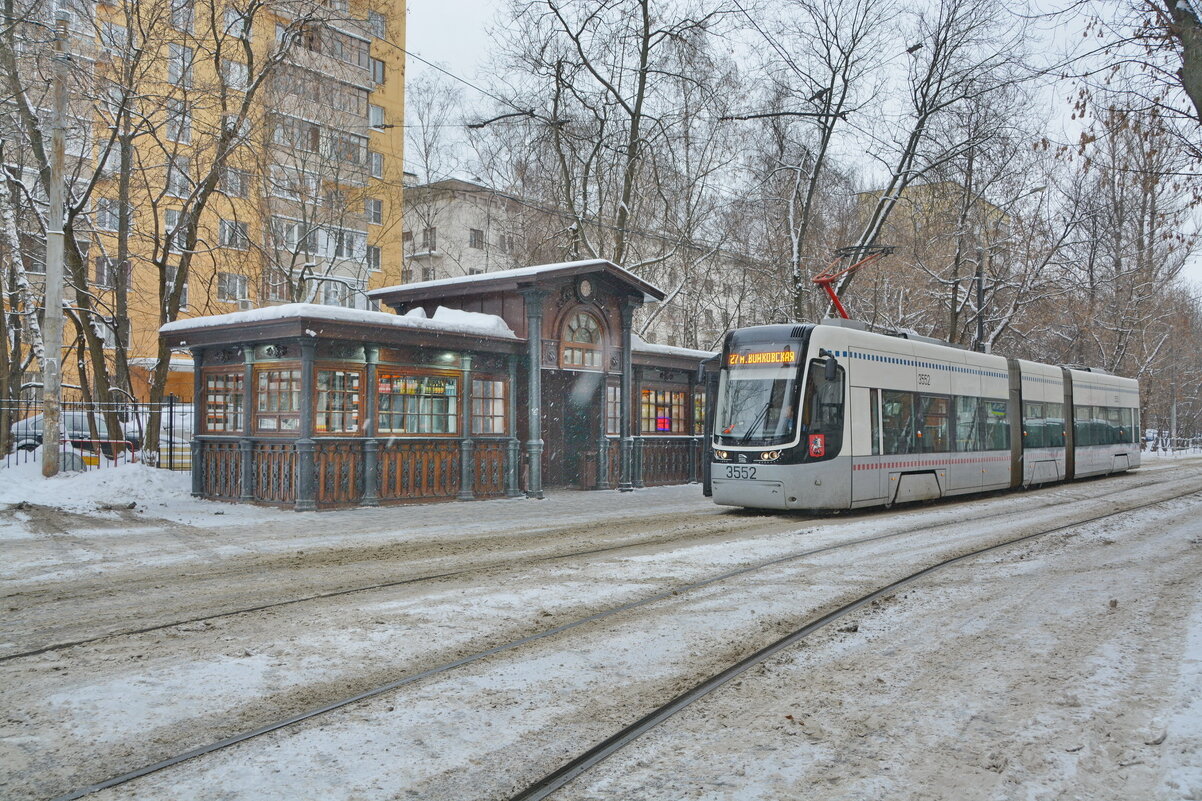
[2,0,406,402]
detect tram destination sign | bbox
[728,349,796,367]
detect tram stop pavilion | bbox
[160,259,715,509]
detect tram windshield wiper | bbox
[739,400,775,444]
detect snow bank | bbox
[0,460,192,513]
[159,303,517,340]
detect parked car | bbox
[10,411,142,455]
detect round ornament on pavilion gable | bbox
[574,276,597,303]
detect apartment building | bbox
[1,0,406,400]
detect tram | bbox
[707,320,1141,510]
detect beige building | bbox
[400,177,769,350]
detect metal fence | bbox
[0,396,192,472]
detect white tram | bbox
[707,320,1141,511]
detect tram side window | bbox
[982,400,1010,450]
[954,396,983,452]
[1023,401,1046,448]
[916,394,950,453]
[1074,404,1136,446]
[1045,402,1066,447]
[882,390,914,455]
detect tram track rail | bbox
[507,485,1202,801]
[42,476,1202,801]
[4,469,1188,665]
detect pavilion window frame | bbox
[376,370,460,436]
[254,365,303,434]
[560,309,603,370]
[315,367,363,435]
[640,385,689,435]
[202,369,245,434]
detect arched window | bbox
[561,311,602,369]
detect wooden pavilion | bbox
[161,259,714,509]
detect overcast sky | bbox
[403,0,1202,292]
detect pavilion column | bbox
[505,354,522,498]
[457,353,475,501]
[239,345,256,502]
[596,378,610,489]
[520,288,548,499]
[295,339,317,511]
[190,347,205,497]
[362,345,380,506]
[619,300,636,492]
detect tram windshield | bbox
[714,344,804,447]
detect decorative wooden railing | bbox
[254,442,297,504]
[640,437,703,486]
[378,439,460,501]
[202,440,241,500]
[474,439,508,497]
[315,441,362,505]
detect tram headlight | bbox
[715,450,729,460]
[759,450,781,462]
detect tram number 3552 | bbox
[723,465,757,480]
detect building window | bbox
[168,43,193,86]
[220,166,249,198]
[224,7,249,39]
[219,219,250,249]
[256,368,302,432]
[421,266,435,281]
[320,279,359,308]
[370,57,385,83]
[471,379,506,434]
[166,155,191,197]
[402,230,413,254]
[94,198,120,231]
[369,104,386,129]
[469,228,484,249]
[641,388,687,434]
[377,374,459,434]
[217,271,248,301]
[170,0,193,32]
[421,227,436,252]
[561,311,602,369]
[221,59,248,91]
[262,265,291,302]
[606,384,621,435]
[366,244,381,272]
[100,315,129,349]
[316,369,361,433]
[164,209,186,252]
[694,388,705,435]
[204,371,244,433]
[330,229,364,259]
[369,151,384,178]
[166,98,191,143]
[367,10,386,37]
[93,257,130,288]
[365,197,383,224]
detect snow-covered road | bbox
[2,457,1201,801]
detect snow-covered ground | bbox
[2,457,1201,801]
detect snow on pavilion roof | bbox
[368,258,666,304]
[631,333,716,361]
[159,303,518,340]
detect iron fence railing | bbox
[0,396,192,472]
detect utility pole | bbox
[41,8,70,477]
[974,246,985,353]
